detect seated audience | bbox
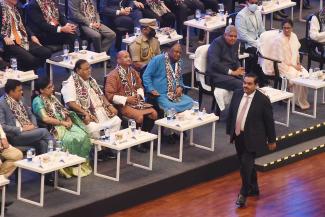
[32,77,92,178]
[26,0,78,52]
[143,43,193,113]
[129,18,160,72]
[309,7,325,45]
[207,25,244,91]
[0,79,53,155]
[140,0,175,28]
[272,19,310,110]
[61,59,121,159]
[235,0,267,85]
[69,0,116,53]
[100,0,143,32]
[0,0,52,71]
[105,51,158,153]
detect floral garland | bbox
[36,0,60,26]
[40,95,68,119]
[5,94,31,126]
[164,52,181,101]
[1,2,29,50]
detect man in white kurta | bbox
[61,59,121,138]
[272,20,310,110]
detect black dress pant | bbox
[235,133,258,197]
[201,0,219,12]
[4,41,52,71]
[39,32,78,52]
[244,46,268,86]
[142,7,175,28]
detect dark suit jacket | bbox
[26,0,68,38]
[0,4,34,41]
[0,96,37,138]
[206,36,241,84]
[226,89,276,152]
[100,0,135,18]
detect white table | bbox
[259,87,294,127]
[155,111,219,162]
[290,77,325,118]
[0,70,38,91]
[15,153,85,207]
[122,33,183,50]
[46,50,110,81]
[299,0,323,22]
[184,17,227,55]
[188,52,250,89]
[91,129,157,181]
[261,1,296,29]
[0,176,9,217]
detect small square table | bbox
[155,111,219,162]
[15,152,85,207]
[91,129,157,181]
[0,176,9,217]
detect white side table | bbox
[0,176,9,217]
[155,111,219,162]
[91,129,157,181]
[15,153,85,207]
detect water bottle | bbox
[74,39,79,53]
[27,149,33,162]
[167,109,172,122]
[56,140,62,152]
[48,140,54,153]
[193,101,199,114]
[195,9,201,21]
[130,119,136,135]
[104,128,110,142]
[202,107,207,116]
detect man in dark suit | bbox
[226,73,276,207]
[207,25,244,91]
[26,0,78,52]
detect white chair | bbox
[194,45,233,114]
[258,30,283,89]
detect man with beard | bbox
[129,18,160,73]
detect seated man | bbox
[0,79,53,155]
[100,0,143,32]
[0,0,52,71]
[143,43,193,113]
[235,0,267,85]
[26,0,78,52]
[69,0,116,53]
[129,18,160,73]
[207,25,244,91]
[105,50,158,153]
[309,8,325,46]
[61,59,121,158]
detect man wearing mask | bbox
[235,0,267,86]
[129,18,160,73]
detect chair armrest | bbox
[258,52,281,63]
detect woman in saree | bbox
[32,77,92,178]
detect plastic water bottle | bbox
[74,39,79,53]
[48,140,54,153]
[56,140,62,152]
[167,109,172,122]
[195,9,201,21]
[27,149,33,162]
[202,107,206,116]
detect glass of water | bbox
[128,119,136,135]
[192,101,199,114]
[81,40,88,51]
[10,57,17,72]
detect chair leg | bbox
[211,97,216,112]
[307,57,311,71]
[198,88,203,109]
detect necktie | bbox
[11,17,21,45]
[235,96,250,136]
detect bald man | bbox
[105,51,158,153]
[207,25,244,91]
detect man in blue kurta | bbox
[143,43,193,113]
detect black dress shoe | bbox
[303,3,311,9]
[277,10,288,18]
[0,200,14,207]
[236,194,247,208]
[132,145,148,153]
[103,148,117,159]
[273,13,284,21]
[162,135,176,144]
[248,189,260,197]
[45,177,54,186]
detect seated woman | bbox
[32,77,92,178]
[272,19,310,110]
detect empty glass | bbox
[128,119,136,134]
[10,58,17,72]
[81,40,88,51]
[195,9,201,20]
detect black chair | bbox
[305,14,325,70]
[258,52,282,89]
[226,12,238,26]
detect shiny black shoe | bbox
[162,135,176,144]
[235,194,247,208]
[273,13,285,21]
[248,189,260,197]
[277,10,288,18]
[132,145,148,153]
[103,148,117,159]
[45,177,54,186]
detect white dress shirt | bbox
[309,16,325,43]
[235,91,256,131]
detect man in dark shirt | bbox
[207,25,244,91]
